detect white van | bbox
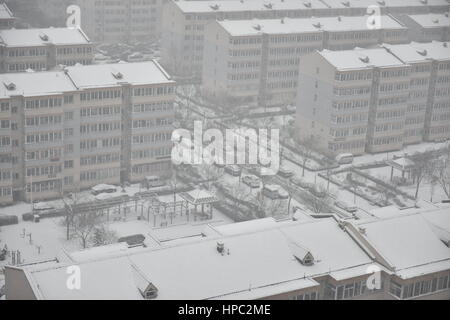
[143,176,165,189]
[336,153,354,165]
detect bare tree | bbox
[61,191,89,241]
[432,149,450,199]
[198,164,224,190]
[70,211,103,249]
[227,183,252,212]
[410,152,437,200]
[295,135,317,177]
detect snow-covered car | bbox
[91,184,117,195]
[334,201,358,213]
[225,165,241,176]
[309,186,327,198]
[242,175,260,188]
[277,187,290,199]
[277,166,293,178]
[262,184,280,199]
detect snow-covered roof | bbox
[407,13,450,28]
[20,218,377,300]
[179,188,218,205]
[0,27,90,47]
[29,257,144,300]
[323,0,450,8]
[319,47,406,70]
[355,212,450,279]
[218,15,405,36]
[65,61,174,89]
[0,3,14,20]
[174,0,328,14]
[383,41,450,63]
[174,0,450,14]
[208,217,278,236]
[0,71,77,99]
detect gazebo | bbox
[179,189,219,220]
[387,157,415,182]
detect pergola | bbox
[387,157,415,182]
[179,189,219,220]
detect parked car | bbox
[277,166,293,178]
[262,184,281,199]
[309,185,327,198]
[225,165,241,176]
[277,187,290,199]
[334,201,357,213]
[242,175,260,188]
[336,153,354,165]
[91,184,117,195]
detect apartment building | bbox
[383,41,450,143]
[75,0,163,43]
[296,47,410,155]
[0,27,93,73]
[0,2,15,29]
[0,61,174,204]
[397,13,450,42]
[296,42,450,156]
[202,15,408,107]
[161,0,450,78]
[5,205,450,300]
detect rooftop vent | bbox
[3,81,15,91]
[444,42,448,47]
[337,16,342,21]
[39,32,49,41]
[417,49,427,56]
[289,243,314,266]
[312,22,322,29]
[445,12,449,17]
[377,0,386,6]
[143,283,158,300]
[359,227,366,235]
[303,1,312,8]
[359,56,370,63]
[264,3,273,9]
[253,24,262,31]
[420,0,428,4]
[341,1,350,7]
[432,18,439,24]
[209,4,220,10]
[281,18,285,24]
[217,241,224,253]
[111,70,123,80]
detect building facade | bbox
[0,27,93,73]
[0,61,174,205]
[75,0,163,43]
[202,15,408,107]
[296,42,450,156]
[161,0,450,78]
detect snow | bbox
[0,3,13,19]
[0,27,90,47]
[0,71,77,99]
[407,13,450,28]
[175,0,328,14]
[320,47,405,70]
[30,257,143,300]
[383,41,450,63]
[219,15,405,36]
[356,213,450,273]
[65,61,174,89]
